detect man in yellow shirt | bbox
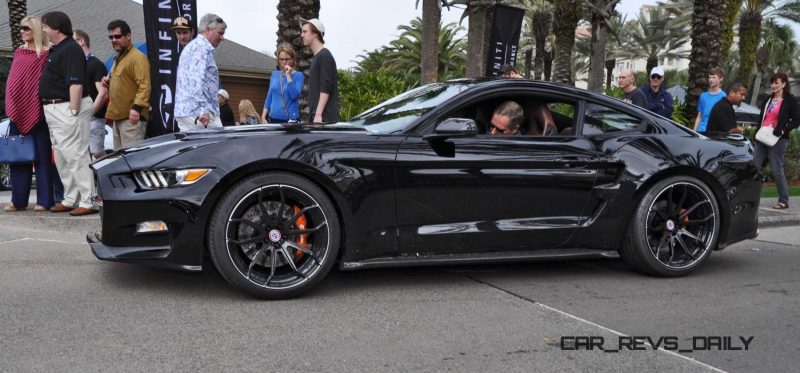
[101,19,150,149]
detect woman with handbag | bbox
[754,72,800,209]
[3,16,55,212]
[261,44,304,124]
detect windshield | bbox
[347,83,471,134]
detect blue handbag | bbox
[0,121,36,164]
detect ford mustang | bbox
[88,79,761,299]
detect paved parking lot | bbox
[0,206,797,372]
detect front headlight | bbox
[134,168,211,189]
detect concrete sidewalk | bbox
[0,191,796,237]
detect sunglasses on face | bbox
[19,25,31,31]
[490,123,512,134]
[651,75,663,79]
[108,34,125,40]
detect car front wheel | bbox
[621,176,720,277]
[208,172,340,299]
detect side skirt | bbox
[340,248,620,271]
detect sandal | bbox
[773,202,789,209]
[3,204,23,212]
[34,204,48,212]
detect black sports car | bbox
[88,79,761,299]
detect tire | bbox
[207,171,340,299]
[620,176,720,277]
[0,164,10,190]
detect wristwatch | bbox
[70,108,79,116]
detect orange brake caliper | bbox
[292,206,309,259]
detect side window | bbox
[582,103,643,135]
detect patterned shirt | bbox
[174,35,219,117]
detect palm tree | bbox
[419,0,442,84]
[551,0,583,84]
[276,0,320,121]
[7,0,27,50]
[585,0,620,92]
[722,0,744,63]
[687,0,726,116]
[737,0,763,85]
[619,6,691,75]
[521,0,553,80]
[604,14,626,89]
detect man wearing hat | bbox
[301,18,339,123]
[217,89,235,126]
[172,16,194,49]
[642,66,673,117]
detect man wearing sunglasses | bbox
[642,66,673,118]
[489,101,524,136]
[102,19,151,150]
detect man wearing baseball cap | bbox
[300,18,339,123]
[217,89,235,126]
[171,16,194,48]
[642,66,673,117]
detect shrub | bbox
[338,70,409,121]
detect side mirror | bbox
[424,118,478,142]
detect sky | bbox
[132,0,661,69]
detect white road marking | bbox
[0,237,85,245]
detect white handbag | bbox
[755,126,781,147]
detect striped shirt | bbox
[5,48,48,134]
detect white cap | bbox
[300,18,325,35]
[650,66,665,77]
[217,89,229,100]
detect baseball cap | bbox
[171,17,191,30]
[217,89,229,100]
[300,18,325,35]
[650,66,665,77]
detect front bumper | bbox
[87,230,200,271]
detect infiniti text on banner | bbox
[143,0,197,136]
[486,4,525,77]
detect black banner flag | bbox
[142,0,197,136]
[486,4,525,77]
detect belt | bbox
[42,98,67,105]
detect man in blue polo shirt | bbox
[693,67,726,132]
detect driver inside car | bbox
[489,100,524,136]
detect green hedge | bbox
[338,70,409,121]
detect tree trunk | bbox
[687,0,726,117]
[524,49,532,79]
[465,3,494,78]
[720,0,743,64]
[276,0,320,122]
[736,7,762,88]
[587,13,608,92]
[605,58,616,89]
[646,57,658,77]
[551,0,583,85]
[7,0,28,50]
[421,0,441,84]
[531,9,552,81]
[543,48,554,81]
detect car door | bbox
[394,95,601,256]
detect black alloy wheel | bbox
[0,164,10,190]
[208,172,340,299]
[621,176,720,277]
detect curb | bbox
[758,215,800,228]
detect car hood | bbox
[109,123,370,169]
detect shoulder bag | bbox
[755,98,782,147]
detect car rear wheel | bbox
[621,176,720,277]
[208,172,340,299]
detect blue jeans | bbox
[754,137,790,205]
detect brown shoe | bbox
[69,207,98,216]
[50,203,75,213]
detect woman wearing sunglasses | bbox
[3,16,55,212]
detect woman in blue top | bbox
[262,44,304,124]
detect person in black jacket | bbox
[755,72,800,209]
[642,66,674,117]
[217,89,236,126]
[706,82,747,134]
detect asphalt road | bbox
[0,222,797,372]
